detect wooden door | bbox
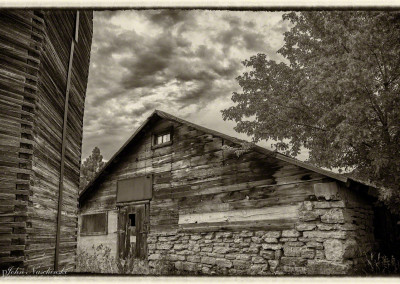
[117,203,149,259]
[117,207,129,259]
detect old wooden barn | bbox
[0,11,93,270]
[78,110,395,275]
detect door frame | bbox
[117,200,150,260]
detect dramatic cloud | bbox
[143,9,192,27]
[82,10,292,161]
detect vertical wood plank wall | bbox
[0,10,93,270]
[0,10,44,268]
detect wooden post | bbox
[54,11,79,271]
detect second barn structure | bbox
[78,110,390,275]
[0,10,93,271]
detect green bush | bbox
[362,252,400,275]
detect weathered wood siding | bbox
[0,10,92,270]
[0,10,43,268]
[79,117,330,251]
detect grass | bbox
[361,252,400,275]
[76,244,176,275]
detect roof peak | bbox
[79,109,376,205]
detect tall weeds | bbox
[362,252,400,275]
[76,244,177,275]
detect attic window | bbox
[152,128,173,148]
[156,133,170,145]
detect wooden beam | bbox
[54,11,79,271]
[178,204,301,225]
[178,219,295,233]
[116,200,150,207]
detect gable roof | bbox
[79,109,371,205]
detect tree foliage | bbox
[80,146,105,191]
[222,11,400,211]
[222,141,254,157]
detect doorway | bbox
[117,202,149,259]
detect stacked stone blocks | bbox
[148,186,375,275]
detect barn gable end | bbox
[78,111,376,275]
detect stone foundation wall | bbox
[148,199,375,275]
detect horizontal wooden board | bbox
[178,204,301,225]
[178,219,296,233]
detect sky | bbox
[81,10,296,161]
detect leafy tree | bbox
[222,11,400,212]
[80,146,105,191]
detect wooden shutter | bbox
[81,212,107,235]
[117,175,153,203]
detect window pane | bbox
[164,133,170,142]
[129,214,136,227]
[157,135,163,145]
